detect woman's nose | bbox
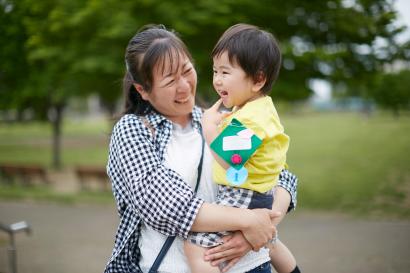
[176,76,190,93]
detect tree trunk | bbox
[50,103,65,169]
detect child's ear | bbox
[252,72,266,92]
[133,83,150,101]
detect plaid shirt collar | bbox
[145,105,203,130]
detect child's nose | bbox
[213,75,222,85]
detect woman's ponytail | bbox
[122,71,150,115]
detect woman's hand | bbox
[204,231,252,272]
[242,209,280,251]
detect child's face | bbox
[213,51,262,108]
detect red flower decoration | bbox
[231,154,242,165]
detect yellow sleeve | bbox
[236,115,289,191]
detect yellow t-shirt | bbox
[212,96,289,193]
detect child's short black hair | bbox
[212,23,281,94]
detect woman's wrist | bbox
[235,208,254,231]
[239,208,277,250]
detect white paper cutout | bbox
[222,136,252,151]
[237,128,254,139]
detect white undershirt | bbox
[139,123,270,273]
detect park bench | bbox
[0,164,49,185]
[74,166,110,191]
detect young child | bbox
[184,24,300,273]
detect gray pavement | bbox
[0,201,409,273]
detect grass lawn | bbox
[0,112,409,218]
[0,119,111,167]
[282,111,410,218]
[0,183,115,206]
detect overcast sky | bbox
[395,0,410,43]
[311,0,409,101]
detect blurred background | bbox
[0,0,409,272]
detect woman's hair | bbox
[212,23,281,94]
[123,24,193,115]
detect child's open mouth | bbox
[219,90,228,97]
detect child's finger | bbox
[209,99,223,111]
[206,247,238,264]
[204,238,232,259]
[221,111,232,119]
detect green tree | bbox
[0,0,31,117]
[123,0,407,102]
[18,0,85,169]
[373,70,410,116]
[1,0,409,168]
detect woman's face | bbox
[138,53,197,126]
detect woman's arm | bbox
[203,170,298,271]
[200,193,289,271]
[202,195,290,271]
[192,203,279,251]
[111,116,203,239]
[111,116,278,248]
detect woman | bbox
[104,24,297,273]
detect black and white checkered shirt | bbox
[104,106,298,273]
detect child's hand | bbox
[202,99,231,145]
[201,99,230,130]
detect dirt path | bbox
[0,201,409,273]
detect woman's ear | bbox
[133,83,150,101]
[252,72,267,92]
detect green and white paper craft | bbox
[210,118,262,186]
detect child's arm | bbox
[201,99,230,169]
[271,186,291,226]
